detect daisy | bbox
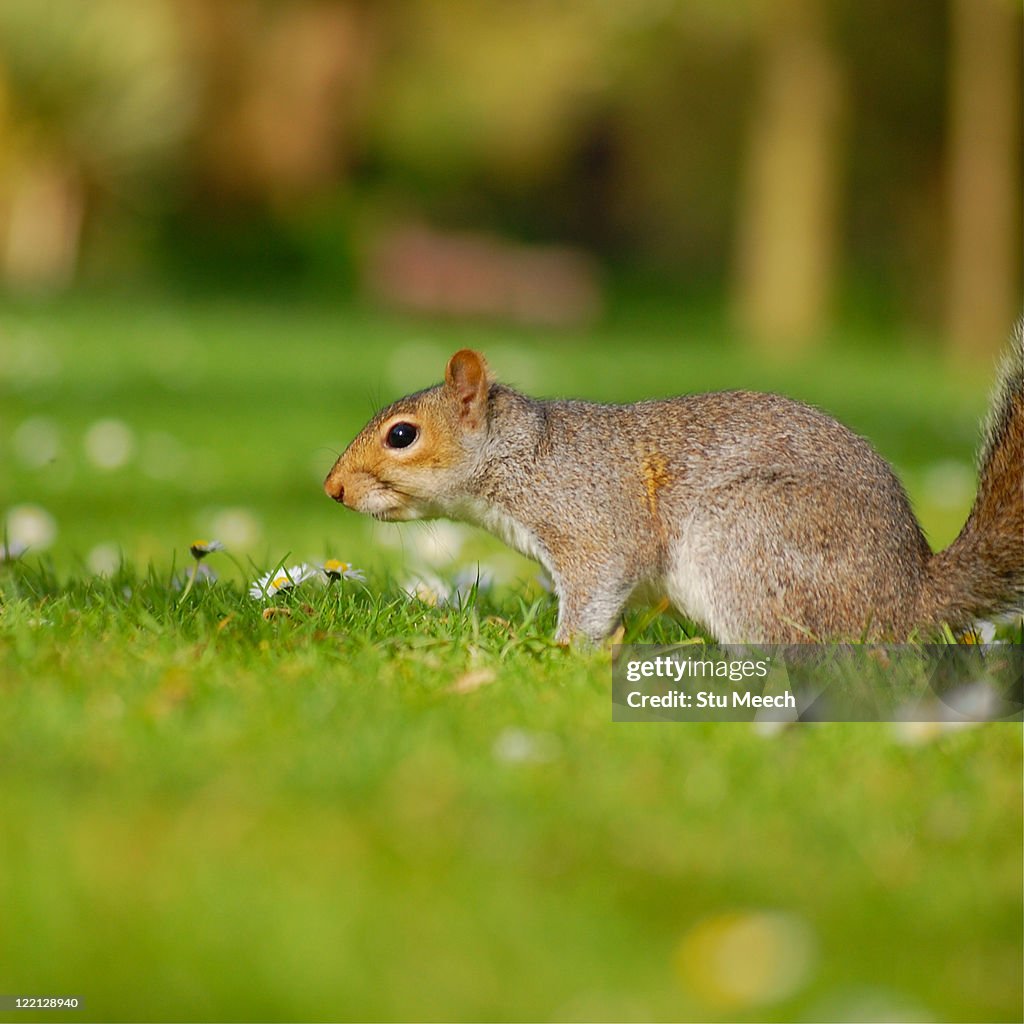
[190,539,225,560]
[0,540,27,562]
[972,621,998,644]
[249,563,316,600]
[173,563,218,591]
[178,539,226,601]
[402,573,453,607]
[452,566,495,603]
[320,558,366,583]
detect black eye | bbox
[386,422,418,449]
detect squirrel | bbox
[324,324,1023,644]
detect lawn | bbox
[0,295,1021,1022]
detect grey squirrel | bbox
[324,325,1023,644]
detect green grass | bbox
[0,295,1020,1022]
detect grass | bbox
[0,294,1021,1022]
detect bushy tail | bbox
[919,320,1024,631]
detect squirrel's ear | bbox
[445,349,491,428]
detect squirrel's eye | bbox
[386,422,418,449]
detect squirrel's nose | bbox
[324,474,345,504]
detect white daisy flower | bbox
[452,566,495,603]
[173,563,218,591]
[249,563,317,600]
[5,504,57,551]
[0,540,28,562]
[319,559,366,583]
[973,620,998,644]
[409,521,468,565]
[190,539,225,559]
[401,573,453,607]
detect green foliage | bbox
[0,0,191,174]
[0,0,987,313]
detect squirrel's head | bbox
[324,349,492,521]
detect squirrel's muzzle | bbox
[323,467,346,504]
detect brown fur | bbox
[325,336,1024,644]
[916,320,1024,631]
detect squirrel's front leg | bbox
[552,575,631,646]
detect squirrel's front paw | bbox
[554,584,630,648]
[553,620,625,649]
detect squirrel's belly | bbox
[663,532,724,638]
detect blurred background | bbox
[0,0,1021,575]
[0,0,1020,347]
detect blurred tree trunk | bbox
[181,0,379,206]
[732,0,844,354]
[1,156,84,293]
[945,0,1021,363]
[0,54,82,291]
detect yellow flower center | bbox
[272,576,289,589]
[192,539,208,548]
[325,560,348,572]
